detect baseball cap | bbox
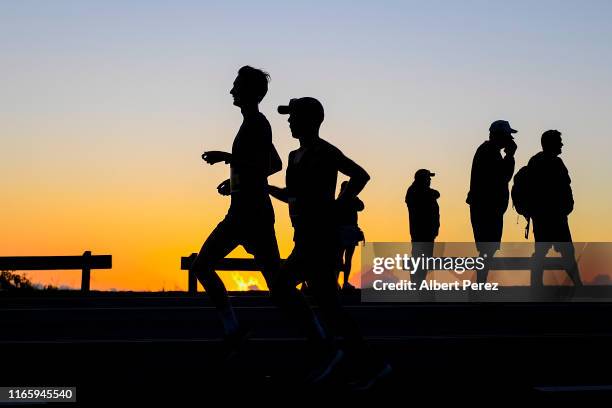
[278,97,325,124]
[414,169,435,179]
[489,120,518,134]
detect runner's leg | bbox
[343,246,355,286]
[305,240,364,352]
[190,218,239,334]
[245,225,327,343]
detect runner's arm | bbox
[337,153,370,201]
[268,145,283,176]
[202,151,232,165]
[268,185,289,203]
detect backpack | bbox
[511,166,532,239]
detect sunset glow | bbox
[2,1,612,291]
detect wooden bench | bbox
[0,251,112,292]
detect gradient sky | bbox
[2,0,612,290]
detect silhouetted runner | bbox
[405,169,440,286]
[467,120,517,283]
[191,67,328,365]
[336,181,365,291]
[527,130,583,286]
[269,97,391,390]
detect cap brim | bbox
[277,105,291,115]
[429,173,436,177]
[510,128,518,133]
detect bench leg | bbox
[81,251,91,292]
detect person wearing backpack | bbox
[511,158,537,242]
[467,120,518,284]
[526,130,583,287]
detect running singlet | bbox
[228,111,275,221]
[286,138,345,234]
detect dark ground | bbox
[1,290,612,405]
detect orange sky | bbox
[3,159,611,292]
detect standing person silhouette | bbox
[336,181,365,291]
[191,67,327,363]
[405,169,440,286]
[269,97,391,390]
[467,120,517,283]
[527,130,583,287]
